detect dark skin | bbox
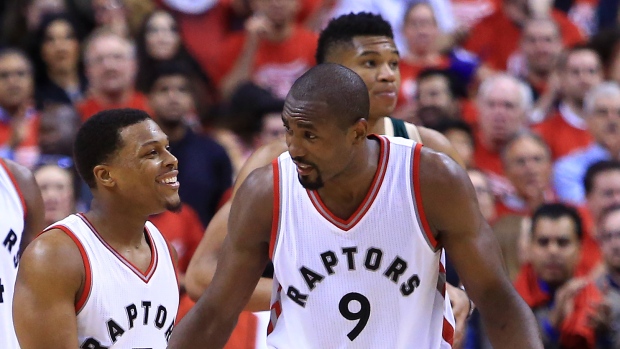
[185,34,469,345]
[169,97,542,348]
[13,119,180,348]
[2,158,45,250]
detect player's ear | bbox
[93,165,115,188]
[351,118,367,144]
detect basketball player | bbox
[185,12,472,345]
[13,109,181,348]
[169,64,542,348]
[0,158,44,348]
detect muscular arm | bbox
[169,166,274,349]
[419,148,542,349]
[3,159,45,249]
[185,140,286,310]
[417,126,466,169]
[13,230,85,348]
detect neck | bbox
[367,115,385,135]
[83,198,148,248]
[157,120,187,142]
[480,134,505,153]
[266,22,293,42]
[563,98,584,117]
[527,69,550,85]
[91,88,131,105]
[318,138,380,203]
[48,68,79,90]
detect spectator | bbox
[474,73,531,195]
[0,49,39,168]
[468,167,497,223]
[464,0,584,71]
[91,0,131,37]
[574,160,620,276]
[533,46,603,160]
[134,9,213,101]
[147,63,233,227]
[33,13,87,109]
[149,203,204,320]
[0,0,67,49]
[214,0,317,100]
[411,68,476,125]
[554,82,620,205]
[78,29,151,121]
[514,203,601,349]
[498,131,555,218]
[330,0,458,53]
[450,0,500,29]
[397,2,480,109]
[508,17,563,103]
[435,118,474,168]
[37,103,80,158]
[33,163,76,227]
[592,204,620,347]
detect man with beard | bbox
[147,63,232,227]
[534,46,603,160]
[13,109,181,348]
[185,12,472,348]
[170,63,541,349]
[78,29,151,121]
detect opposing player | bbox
[185,12,472,343]
[170,64,542,348]
[0,158,44,348]
[13,109,180,348]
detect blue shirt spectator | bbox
[554,143,611,204]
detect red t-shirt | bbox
[77,91,152,122]
[213,25,318,99]
[0,108,40,168]
[464,9,584,70]
[149,204,204,273]
[532,109,593,160]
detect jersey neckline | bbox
[306,135,390,231]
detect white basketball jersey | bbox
[267,135,455,349]
[43,213,179,349]
[0,159,25,349]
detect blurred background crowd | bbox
[3,0,620,348]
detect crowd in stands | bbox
[3,0,620,348]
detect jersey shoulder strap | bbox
[389,117,409,139]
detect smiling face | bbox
[282,97,362,190]
[102,119,181,214]
[325,36,400,121]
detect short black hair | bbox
[0,47,32,71]
[434,118,473,140]
[74,109,151,188]
[146,60,192,93]
[287,63,369,128]
[531,203,583,240]
[584,160,620,195]
[417,68,467,99]
[316,12,394,64]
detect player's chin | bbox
[164,196,183,213]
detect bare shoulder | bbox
[233,139,287,194]
[417,147,480,238]
[19,228,85,289]
[1,158,41,205]
[229,164,275,244]
[415,126,465,168]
